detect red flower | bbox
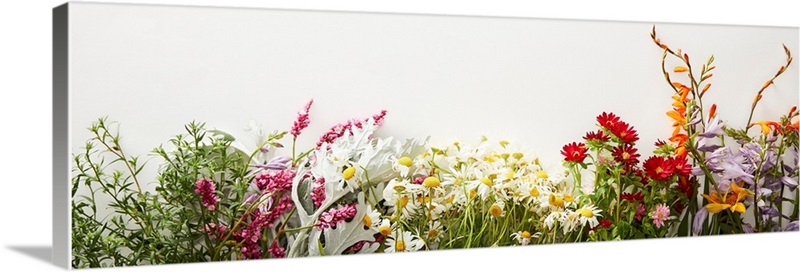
[677,175,696,197]
[620,192,644,202]
[597,112,621,130]
[643,156,674,181]
[654,139,667,147]
[610,121,640,144]
[583,130,610,142]
[668,156,692,176]
[561,142,588,163]
[589,219,614,232]
[612,145,640,165]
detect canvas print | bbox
[57,2,799,269]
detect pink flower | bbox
[254,169,296,193]
[291,99,314,138]
[316,110,388,149]
[310,177,326,207]
[268,240,286,258]
[652,203,671,228]
[195,178,220,211]
[317,203,357,230]
[203,223,229,240]
[634,203,646,221]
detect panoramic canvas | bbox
[54,2,799,269]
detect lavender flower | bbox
[698,115,725,138]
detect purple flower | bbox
[781,176,798,191]
[698,115,725,138]
[784,221,799,231]
[255,156,292,170]
[693,207,708,235]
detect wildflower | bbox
[268,240,286,258]
[634,203,646,221]
[423,176,441,188]
[583,130,610,142]
[384,231,425,253]
[317,203,357,230]
[651,203,670,228]
[194,178,220,211]
[674,66,689,72]
[561,142,588,163]
[611,145,640,165]
[576,204,603,228]
[489,202,505,218]
[290,99,313,138]
[701,182,752,214]
[597,112,621,130]
[643,156,674,181]
[378,219,393,236]
[620,192,644,202]
[609,121,640,144]
[511,231,538,245]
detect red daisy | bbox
[589,219,614,232]
[643,156,674,181]
[583,130,610,142]
[610,122,640,144]
[668,156,692,176]
[561,142,588,163]
[596,112,621,130]
[611,145,640,165]
[620,192,644,202]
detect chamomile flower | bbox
[576,204,603,228]
[510,230,540,245]
[384,231,425,253]
[363,207,382,230]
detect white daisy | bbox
[576,204,603,228]
[384,231,425,253]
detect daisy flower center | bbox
[362,215,372,227]
[580,209,594,218]
[536,171,548,179]
[343,166,356,180]
[481,177,493,187]
[379,226,392,236]
[521,231,532,239]
[489,204,503,217]
[530,188,540,197]
[397,157,413,167]
[395,240,406,251]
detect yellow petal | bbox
[731,202,746,214]
[706,203,731,214]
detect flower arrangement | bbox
[70,27,798,268]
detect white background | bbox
[1,1,800,271]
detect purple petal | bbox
[698,144,722,152]
[743,223,754,233]
[784,221,799,231]
[693,207,708,235]
[781,176,798,191]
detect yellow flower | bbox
[701,182,752,214]
[423,177,441,188]
[397,157,413,167]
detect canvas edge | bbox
[53,2,70,269]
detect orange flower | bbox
[751,121,780,134]
[708,104,717,120]
[701,182,752,214]
[674,66,689,73]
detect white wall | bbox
[70,3,798,194]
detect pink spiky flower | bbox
[291,99,314,139]
[652,203,671,228]
[316,110,388,149]
[194,178,220,211]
